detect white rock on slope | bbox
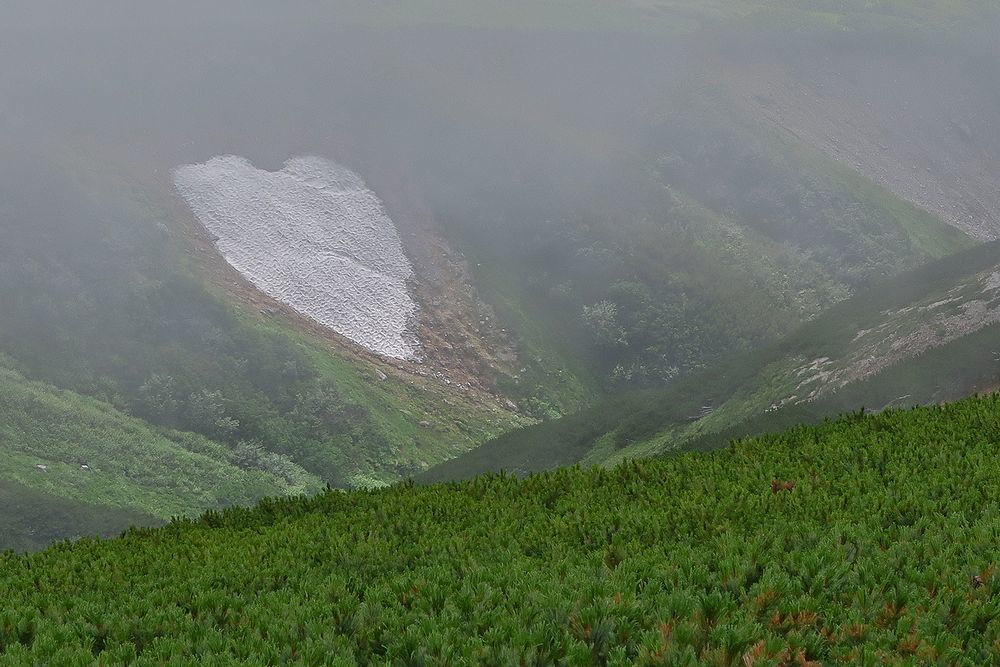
[173,155,420,360]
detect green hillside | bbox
[5,394,1000,663]
[0,362,324,552]
[0,480,159,555]
[0,145,527,550]
[425,240,1000,481]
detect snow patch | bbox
[174,155,420,360]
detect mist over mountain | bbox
[2,2,1000,660]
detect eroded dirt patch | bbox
[790,269,1000,404]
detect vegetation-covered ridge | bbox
[426,240,1000,481]
[0,361,324,553]
[5,393,1000,663]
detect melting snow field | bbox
[173,155,420,360]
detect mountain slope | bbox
[0,362,323,551]
[3,0,988,412]
[0,141,528,549]
[5,394,1000,662]
[0,142,526,477]
[424,240,1000,481]
[1,0,998,551]
[0,480,159,555]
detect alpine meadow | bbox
[2,1,1000,664]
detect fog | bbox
[3,2,1000,547]
[3,0,1000,390]
[1,1,665,185]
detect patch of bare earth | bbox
[788,269,1000,405]
[365,164,523,393]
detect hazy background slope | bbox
[1,0,998,547]
[424,241,1000,481]
[1,1,987,403]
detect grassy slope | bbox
[0,363,323,547]
[0,480,160,554]
[5,394,1000,662]
[232,313,531,487]
[423,240,1000,482]
[781,134,972,261]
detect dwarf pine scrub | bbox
[4,394,1000,664]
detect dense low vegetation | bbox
[5,394,1000,663]
[0,362,323,553]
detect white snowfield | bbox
[173,155,420,360]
